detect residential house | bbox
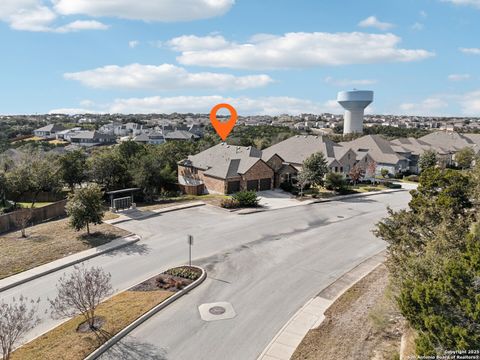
[132,132,166,145]
[69,131,117,147]
[178,143,276,194]
[164,130,199,141]
[341,135,409,175]
[33,124,66,139]
[262,135,359,175]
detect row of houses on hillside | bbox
[32,122,201,147]
[178,131,480,195]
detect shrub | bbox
[164,266,201,280]
[220,198,239,209]
[406,175,419,182]
[232,190,259,207]
[324,172,349,193]
[279,181,293,192]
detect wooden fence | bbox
[0,199,67,234]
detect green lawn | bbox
[17,202,53,208]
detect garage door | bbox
[247,180,258,191]
[227,181,240,194]
[259,178,272,191]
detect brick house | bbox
[178,143,280,195]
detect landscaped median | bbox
[11,266,206,360]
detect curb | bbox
[237,189,407,216]
[84,266,207,360]
[0,234,140,293]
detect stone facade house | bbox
[262,135,358,174]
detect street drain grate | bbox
[199,302,236,321]
[209,306,226,315]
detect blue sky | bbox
[1,0,480,116]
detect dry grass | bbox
[0,219,129,279]
[11,290,174,360]
[137,194,229,211]
[292,265,404,360]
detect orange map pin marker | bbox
[210,103,238,141]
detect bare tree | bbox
[297,171,310,198]
[14,208,33,238]
[0,296,40,360]
[49,265,113,331]
[348,164,364,186]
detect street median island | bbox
[11,266,206,360]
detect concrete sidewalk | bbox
[257,251,386,360]
[0,234,140,293]
[105,201,205,225]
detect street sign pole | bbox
[188,235,194,267]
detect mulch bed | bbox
[130,266,201,292]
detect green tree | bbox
[5,152,61,207]
[0,172,7,207]
[66,184,105,235]
[87,149,129,191]
[374,167,478,355]
[130,153,176,202]
[58,150,87,190]
[455,147,476,169]
[380,168,389,178]
[303,152,329,187]
[418,149,437,172]
[117,140,145,160]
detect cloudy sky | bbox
[1,0,479,116]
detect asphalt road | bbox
[0,191,410,358]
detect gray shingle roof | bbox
[182,143,263,180]
[420,131,480,153]
[341,135,406,165]
[261,135,345,166]
[35,124,65,133]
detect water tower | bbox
[337,90,374,134]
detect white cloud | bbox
[64,63,273,91]
[0,0,108,32]
[460,47,480,55]
[358,16,394,31]
[50,96,344,115]
[167,35,230,51]
[324,76,377,87]
[169,32,434,70]
[448,73,471,81]
[411,22,424,31]
[399,97,449,115]
[442,0,480,8]
[420,10,428,18]
[128,40,139,48]
[55,20,109,33]
[109,96,340,115]
[460,90,480,115]
[49,108,101,114]
[53,0,235,22]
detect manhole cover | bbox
[209,306,226,315]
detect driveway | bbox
[257,189,305,210]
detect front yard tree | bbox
[325,172,348,194]
[348,164,364,186]
[296,171,310,198]
[418,149,437,172]
[303,152,329,187]
[49,265,112,332]
[455,147,476,169]
[59,150,87,190]
[380,168,389,178]
[0,296,40,360]
[66,184,105,235]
